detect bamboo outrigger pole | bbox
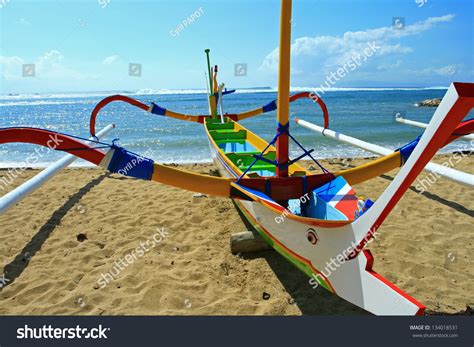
[276,0,292,177]
[296,118,474,188]
[396,115,474,141]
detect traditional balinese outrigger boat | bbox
[1,0,473,315]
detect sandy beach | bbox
[0,154,472,315]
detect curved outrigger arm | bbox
[3,82,473,209]
[89,92,329,137]
[1,115,471,204]
[222,91,329,123]
[0,127,335,202]
[0,127,234,197]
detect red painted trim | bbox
[239,200,426,314]
[289,91,329,128]
[356,92,474,254]
[226,114,239,122]
[89,95,150,136]
[237,170,335,201]
[0,127,106,165]
[88,91,331,137]
[197,116,206,124]
[276,127,289,177]
[213,118,424,313]
[363,250,425,315]
[444,118,474,145]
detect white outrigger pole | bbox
[296,118,474,188]
[0,124,115,215]
[396,115,474,141]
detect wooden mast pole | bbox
[276,0,292,177]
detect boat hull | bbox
[205,120,425,315]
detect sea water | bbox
[0,87,472,168]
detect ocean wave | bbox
[0,100,90,107]
[133,86,450,95]
[0,92,117,101]
[0,86,449,101]
[133,88,208,95]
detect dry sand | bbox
[0,154,472,315]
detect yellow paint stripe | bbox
[336,152,402,185]
[151,163,233,197]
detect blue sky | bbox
[1,0,473,93]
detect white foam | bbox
[0,100,88,107]
[0,86,449,102]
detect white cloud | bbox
[376,44,413,56]
[414,65,457,77]
[36,50,84,79]
[0,50,85,81]
[102,55,120,65]
[0,55,24,80]
[260,14,455,72]
[377,60,403,71]
[36,50,64,69]
[433,65,457,76]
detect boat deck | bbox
[205,117,361,222]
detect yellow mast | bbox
[276,0,292,177]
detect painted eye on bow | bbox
[307,229,318,245]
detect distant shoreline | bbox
[0,86,449,98]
